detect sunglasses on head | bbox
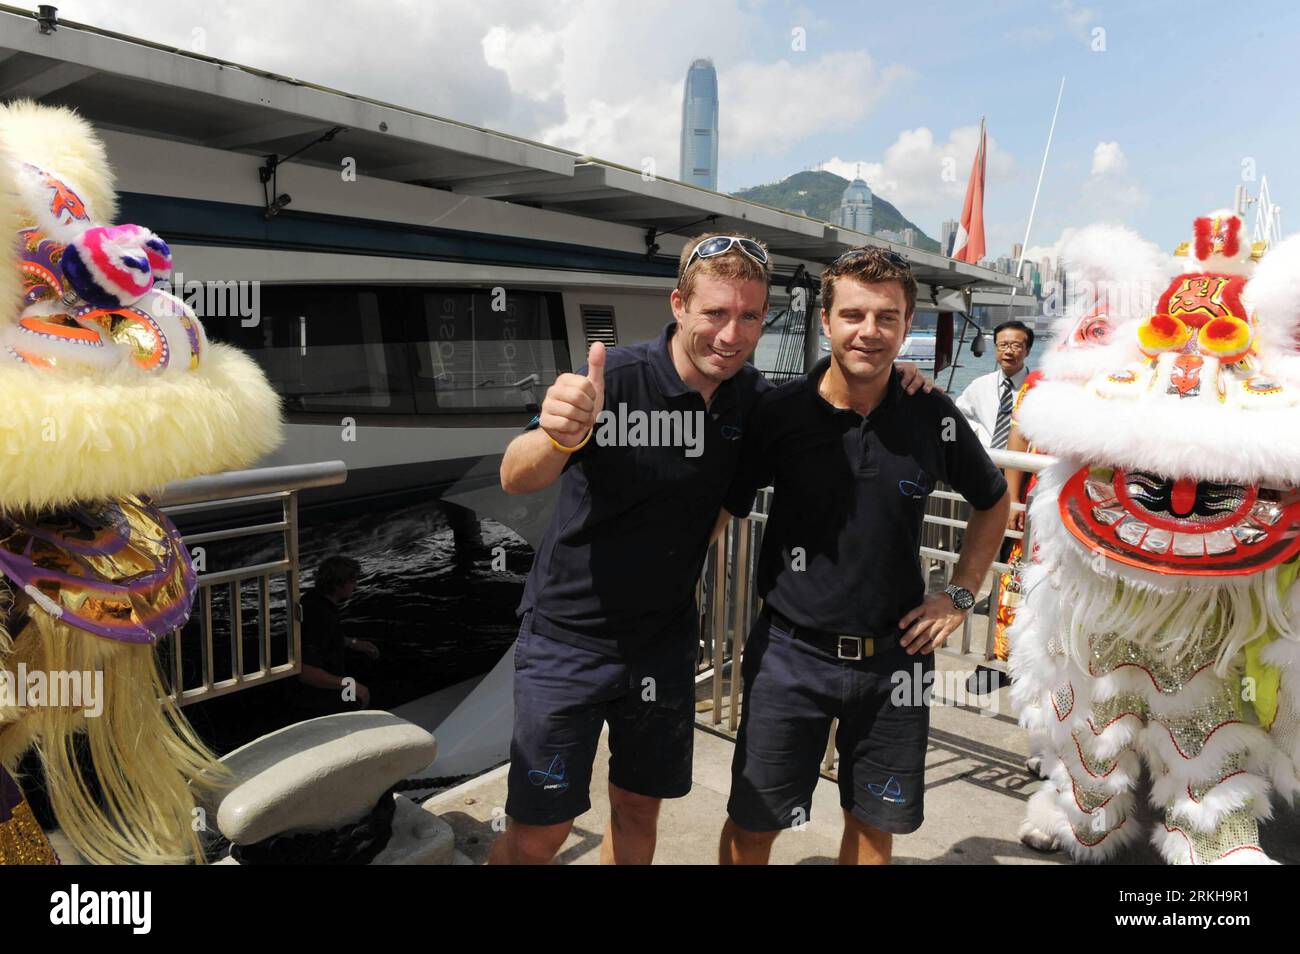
[684,235,770,271]
[833,247,911,270]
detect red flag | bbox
[951,118,987,264]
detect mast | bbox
[1008,76,1065,322]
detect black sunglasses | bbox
[684,235,770,271]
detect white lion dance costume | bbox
[0,101,280,864]
[1010,211,1300,864]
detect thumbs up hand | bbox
[540,341,606,449]
[586,340,605,405]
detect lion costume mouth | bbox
[1059,465,1300,575]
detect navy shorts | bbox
[727,611,933,835]
[505,613,698,826]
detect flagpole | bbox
[1008,76,1065,321]
[946,115,987,391]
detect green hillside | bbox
[731,170,941,254]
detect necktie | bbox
[992,376,1013,449]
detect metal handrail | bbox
[158,460,347,706]
[157,460,348,506]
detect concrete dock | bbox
[425,651,1298,865]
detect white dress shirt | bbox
[955,366,1028,448]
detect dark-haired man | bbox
[955,319,1035,449]
[720,246,1009,865]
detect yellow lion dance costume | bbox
[0,101,280,864]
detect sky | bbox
[53,0,1300,260]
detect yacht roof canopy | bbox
[0,4,1017,295]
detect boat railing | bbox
[697,448,1059,741]
[155,460,347,706]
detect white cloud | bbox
[725,54,910,159]
[1055,0,1096,39]
[1091,141,1127,176]
[1082,140,1147,214]
[818,124,1018,217]
[1005,0,1096,48]
[537,86,681,168]
[57,0,565,135]
[482,23,566,101]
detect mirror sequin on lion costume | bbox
[0,101,281,864]
[1009,213,1300,864]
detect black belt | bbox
[769,610,899,660]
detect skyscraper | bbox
[833,167,874,234]
[680,59,719,190]
[940,219,958,257]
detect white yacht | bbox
[0,5,1017,513]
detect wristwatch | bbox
[943,584,975,611]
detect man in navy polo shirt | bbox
[490,232,934,865]
[719,246,1010,865]
[489,232,774,865]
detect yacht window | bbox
[211,285,568,415]
[408,289,567,412]
[218,286,414,414]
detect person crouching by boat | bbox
[294,556,379,716]
[489,233,774,866]
[719,247,1009,865]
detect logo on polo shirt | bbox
[898,469,933,499]
[594,402,706,458]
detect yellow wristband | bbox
[547,427,593,453]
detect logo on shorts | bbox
[528,754,569,792]
[868,775,906,804]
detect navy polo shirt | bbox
[519,322,771,656]
[731,356,1006,636]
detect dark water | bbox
[178,497,534,756]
